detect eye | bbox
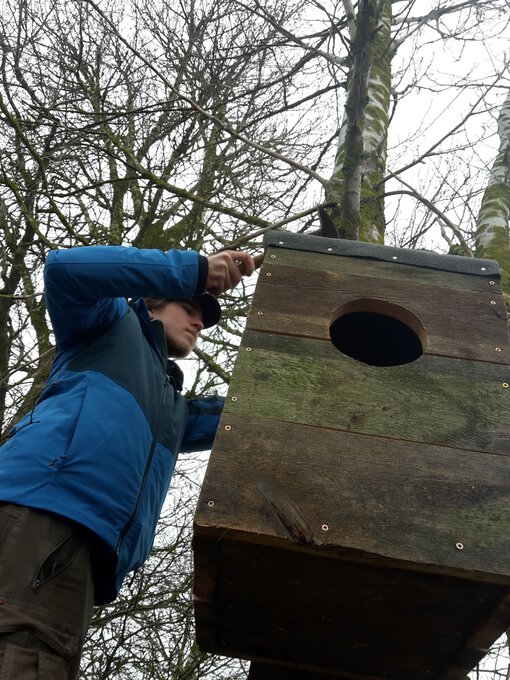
[181,303,195,316]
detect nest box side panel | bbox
[223,329,510,456]
[195,537,510,680]
[193,239,510,679]
[250,247,510,364]
[197,414,510,581]
[248,662,351,679]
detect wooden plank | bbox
[249,260,510,364]
[192,534,220,651]
[225,330,510,456]
[248,661,373,679]
[265,246,502,294]
[440,591,510,679]
[196,415,510,581]
[193,536,509,680]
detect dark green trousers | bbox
[0,504,94,679]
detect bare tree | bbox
[1,0,509,678]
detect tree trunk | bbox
[475,89,510,299]
[325,0,391,242]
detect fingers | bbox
[234,251,255,277]
[206,251,255,295]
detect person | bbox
[0,243,255,679]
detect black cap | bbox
[192,293,221,328]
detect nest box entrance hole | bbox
[329,299,427,367]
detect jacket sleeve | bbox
[44,245,203,348]
[180,395,225,453]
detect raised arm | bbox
[44,245,204,348]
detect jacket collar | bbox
[129,299,184,391]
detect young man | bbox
[0,244,254,679]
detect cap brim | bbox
[193,293,221,328]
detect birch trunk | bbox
[325,0,391,242]
[475,90,510,299]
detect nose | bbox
[192,312,204,332]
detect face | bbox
[148,300,204,358]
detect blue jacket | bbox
[0,246,223,604]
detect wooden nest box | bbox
[193,232,510,680]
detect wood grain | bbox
[193,535,509,680]
[196,414,510,580]
[248,259,510,364]
[225,330,510,455]
[265,246,502,294]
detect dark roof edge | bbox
[264,231,500,278]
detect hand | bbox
[206,251,255,295]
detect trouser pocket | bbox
[0,505,94,660]
[30,532,83,592]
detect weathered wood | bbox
[266,246,501,294]
[193,236,510,680]
[226,330,510,455]
[248,661,366,679]
[193,535,510,680]
[249,258,510,364]
[196,414,510,581]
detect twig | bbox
[386,171,473,256]
[81,0,327,187]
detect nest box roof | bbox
[264,231,500,278]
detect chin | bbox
[166,340,194,359]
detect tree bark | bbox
[325,0,391,242]
[475,89,510,299]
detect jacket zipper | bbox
[115,378,168,557]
